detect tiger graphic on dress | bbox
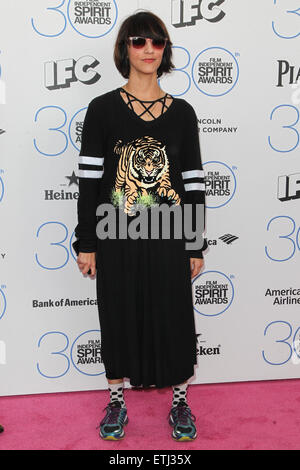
[112,135,181,215]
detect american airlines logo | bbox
[171,0,226,28]
[44,56,101,90]
[219,233,239,244]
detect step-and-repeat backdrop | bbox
[1,0,300,396]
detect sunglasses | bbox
[127,36,167,50]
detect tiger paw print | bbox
[157,187,181,205]
[124,191,138,216]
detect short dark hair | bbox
[113,10,175,79]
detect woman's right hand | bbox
[77,252,96,277]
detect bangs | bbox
[127,13,166,39]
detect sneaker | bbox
[168,402,197,441]
[97,401,129,440]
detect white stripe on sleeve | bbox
[78,169,104,179]
[184,182,205,192]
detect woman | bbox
[73,10,207,442]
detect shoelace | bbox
[96,403,126,428]
[170,404,196,425]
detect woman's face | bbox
[126,37,165,77]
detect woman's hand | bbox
[190,257,204,279]
[77,252,96,277]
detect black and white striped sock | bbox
[108,382,126,408]
[172,382,188,407]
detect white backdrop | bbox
[1,0,300,396]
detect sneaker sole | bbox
[171,431,197,441]
[99,415,129,441]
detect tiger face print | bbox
[132,145,166,186]
[112,135,181,215]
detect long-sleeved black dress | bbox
[73,87,207,389]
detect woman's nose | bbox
[144,38,154,52]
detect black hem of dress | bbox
[105,365,197,389]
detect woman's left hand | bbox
[190,258,204,278]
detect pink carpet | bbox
[0,379,300,450]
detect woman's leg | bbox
[99,377,128,440]
[171,380,188,407]
[107,378,126,408]
[169,380,197,441]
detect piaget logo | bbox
[277,60,300,87]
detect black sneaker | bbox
[168,402,197,441]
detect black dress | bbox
[73,87,207,389]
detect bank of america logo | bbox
[0,129,5,135]
[219,233,239,244]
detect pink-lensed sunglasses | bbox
[127,36,168,50]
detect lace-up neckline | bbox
[117,86,174,123]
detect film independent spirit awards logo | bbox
[203,161,237,208]
[192,47,239,97]
[192,270,234,317]
[71,331,105,376]
[67,0,118,37]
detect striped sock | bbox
[108,381,126,408]
[172,382,188,407]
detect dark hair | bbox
[113,10,175,79]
